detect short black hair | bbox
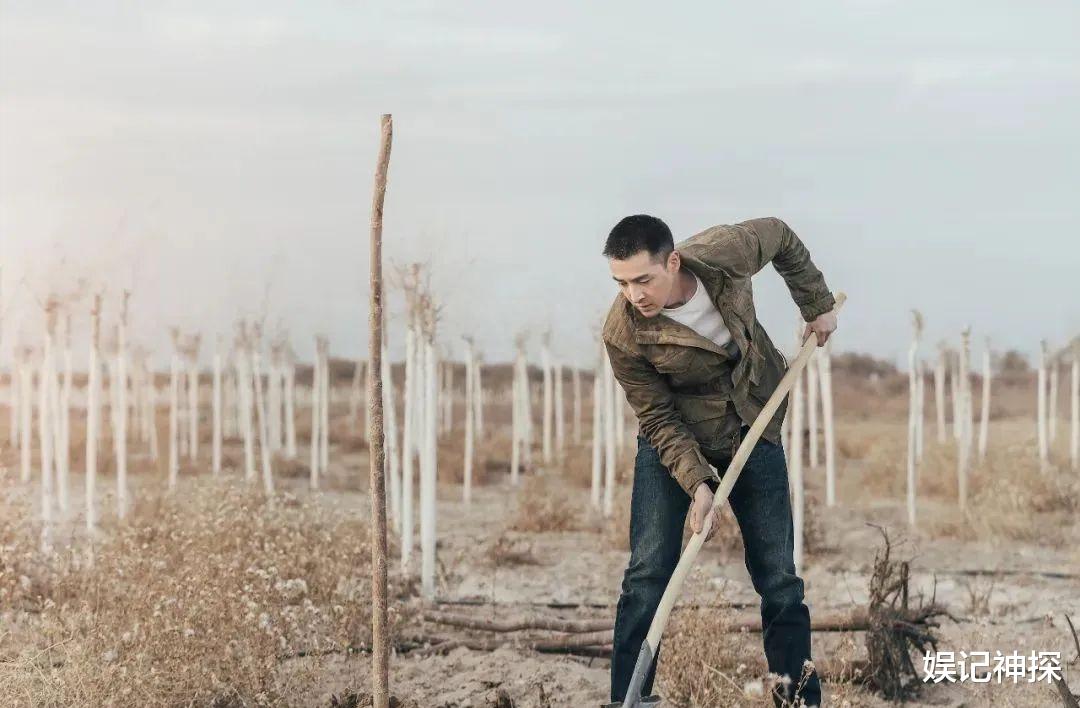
[603,214,674,262]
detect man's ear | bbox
[667,249,681,273]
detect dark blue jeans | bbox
[610,427,822,706]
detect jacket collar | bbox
[628,252,737,358]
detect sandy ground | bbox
[282,434,1080,708]
[3,416,1078,707]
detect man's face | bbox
[608,249,680,318]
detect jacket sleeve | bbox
[724,217,836,322]
[603,338,720,497]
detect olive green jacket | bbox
[601,217,835,497]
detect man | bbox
[601,215,837,707]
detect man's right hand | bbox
[689,481,723,542]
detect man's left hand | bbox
[804,311,837,347]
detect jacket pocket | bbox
[653,347,696,375]
[675,395,728,445]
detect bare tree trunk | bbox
[906,337,918,526]
[187,353,198,460]
[238,335,256,483]
[367,113,392,708]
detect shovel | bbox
[615,293,847,708]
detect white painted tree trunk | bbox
[187,360,198,460]
[320,346,330,474]
[309,344,322,489]
[603,348,616,518]
[1037,341,1048,472]
[817,338,836,507]
[168,351,181,489]
[541,342,552,465]
[146,377,159,463]
[1070,348,1078,471]
[57,329,72,513]
[252,346,274,496]
[522,358,533,470]
[807,348,819,469]
[115,306,129,520]
[223,366,236,439]
[20,360,32,484]
[554,360,565,462]
[420,335,438,599]
[401,325,416,565]
[212,348,222,475]
[1049,362,1059,443]
[978,349,991,460]
[915,365,925,463]
[177,363,188,458]
[511,348,523,485]
[572,366,582,445]
[267,355,282,452]
[284,359,297,459]
[38,339,55,550]
[950,351,961,441]
[86,315,100,535]
[957,331,971,507]
[384,345,400,525]
[462,339,474,505]
[473,358,484,444]
[906,339,918,526]
[933,347,950,442]
[790,329,805,575]
[238,349,256,483]
[613,373,625,453]
[591,349,603,511]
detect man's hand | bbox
[803,311,837,347]
[689,482,723,542]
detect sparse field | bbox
[0,366,1077,707]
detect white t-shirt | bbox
[661,270,731,348]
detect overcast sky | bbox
[2,1,1078,369]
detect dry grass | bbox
[0,480,416,707]
[507,475,583,533]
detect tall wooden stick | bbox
[367,112,392,708]
[807,346,819,469]
[541,331,553,465]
